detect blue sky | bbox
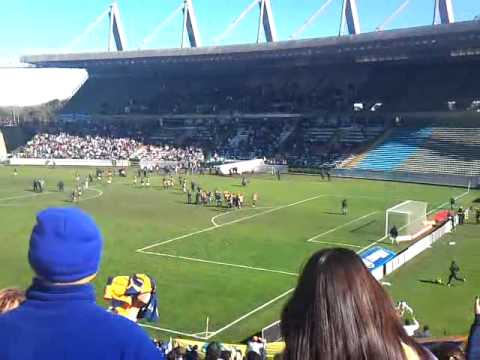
[0,0,479,58]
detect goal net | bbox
[262,320,282,342]
[385,200,428,242]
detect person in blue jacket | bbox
[0,207,159,360]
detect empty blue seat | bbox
[356,128,432,171]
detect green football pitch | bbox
[0,166,478,342]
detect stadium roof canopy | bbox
[22,20,480,72]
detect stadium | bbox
[0,0,480,359]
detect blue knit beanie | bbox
[29,207,103,283]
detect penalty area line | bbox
[194,188,474,339]
[308,240,362,248]
[138,250,298,277]
[356,186,472,255]
[306,211,378,242]
[210,206,273,227]
[137,194,329,252]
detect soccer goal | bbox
[385,200,429,242]
[261,320,282,342]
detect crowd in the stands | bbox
[0,207,478,359]
[135,144,205,164]
[11,113,386,168]
[16,133,138,160]
[13,133,205,164]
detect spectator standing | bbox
[0,207,159,360]
[404,317,421,337]
[281,248,435,360]
[206,341,223,360]
[247,336,266,359]
[458,207,465,225]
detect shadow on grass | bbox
[419,279,444,286]
[209,207,233,213]
[350,220,377,233]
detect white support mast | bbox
[108,2,127,51]
[181,0,202,48]
[434,0,455,25]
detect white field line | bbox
[210,206,273,227]
[308,240,362,248]
[139,189,473,339]
[137,194,329,252]
[207,189,474,339]
[307,211,378,242]
[0,187,103,205]
[356,187,472,255]
[0,191,53,202]
[205,288,295,339]
[78,187,104,202]
[138,251,298,277]
[203,188,474,338]
[140,324,209,340]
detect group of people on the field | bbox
[162,177,175,189]
[185,181,258,209]
[70,172,93,202]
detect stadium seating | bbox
[399,127,480,176]
[354,128,433,171]
[350,126,480,176]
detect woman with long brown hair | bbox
[281,248,434,360]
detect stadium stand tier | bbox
[348,126,480,176]
[11,19,480,180]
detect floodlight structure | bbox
[141,4,184,49]
[339,0,361,35]
[140,0,201,49]
[64,2,127,53]
[214,0,277,45]
[181,0,202,48]
[290,0,334,39]
[434,0,455,25]
[377,0,412,31]
[257,0,278,43]
[108,2,127,51]
[0,130,7,161]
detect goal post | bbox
[261,320,282,342]
[385,200,429,242]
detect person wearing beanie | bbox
[0,207,159,360]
